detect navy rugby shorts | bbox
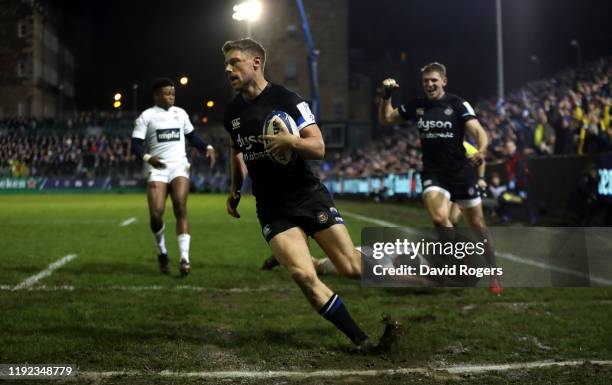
[257,184,345,242]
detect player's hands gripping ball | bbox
[381,78,400,99]
[226,191,241,218]
[262,111,300,165]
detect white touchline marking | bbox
[342,210,418,234]
[495,250,612,285]
[342,211,612,285]
[12,254,77,291]
[120,217,137,227]
[77,360,612,379]
[0,285,291,293]
[3,219,119,225]
[443,359,612,374]
[0,284,75,291]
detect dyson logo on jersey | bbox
[236,133,265,150]
[156,128,181,142]
[417,118,452,131]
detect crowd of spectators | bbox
[320,57,611,179]
[2,58,611,186]
[0,129,228,185]
[317,129,422,180]
[0,133,140,178]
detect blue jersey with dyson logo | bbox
[399,93,477,174]
[223,83,319,206]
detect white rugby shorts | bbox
[147,158,190,184]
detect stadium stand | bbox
[0,112,228,191]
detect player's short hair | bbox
[222,38,266,69]
[421,62,447,78]
[152,78,175,93]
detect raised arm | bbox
[378,78,403,126]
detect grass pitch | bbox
[0,194,611,384]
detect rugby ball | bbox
[263,110,300,165]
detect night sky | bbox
[55,0,612,116]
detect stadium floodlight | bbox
[114,93,122,101]
[232,1,262,22]
[232,0,261,37]
[179,76,189,86]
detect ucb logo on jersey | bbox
[417,118,452,131]
[157,128,181,142]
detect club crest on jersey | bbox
[444,108,453,116]
[316,211,329,224]
[416,108,425,116]
[231,118,241,130]
[156,128,181,142]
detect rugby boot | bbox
[179,258,190,277]
[158,253,170,275]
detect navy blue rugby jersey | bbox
[224,83,320,205]
[399,93,477,173]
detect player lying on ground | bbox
[222,38,397,352]
[131,78,216,276]
[378,62,502,295]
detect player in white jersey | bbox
[131,78,216,276]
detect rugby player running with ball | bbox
[222,38,398,352]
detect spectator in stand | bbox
[534,108,555,155]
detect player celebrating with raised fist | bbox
[131,78,216,276]
[222,38,397,352]
[378,63,502,295]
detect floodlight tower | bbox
[295,0,320,122]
